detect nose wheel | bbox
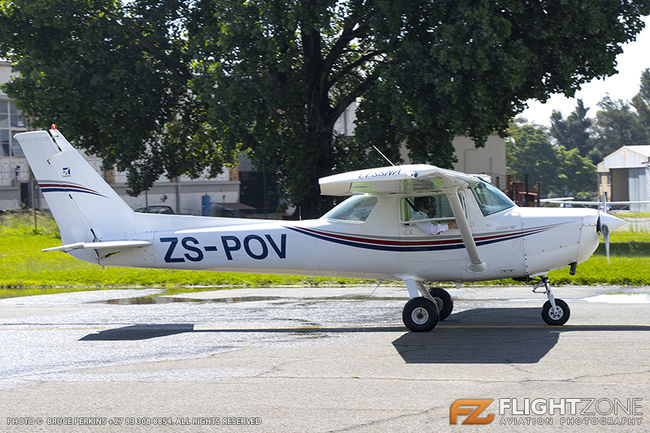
[541,298,570,325]
[534,277,571,326]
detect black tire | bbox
[428,287,453,320]
[402,297,440,332]
[541,299,570,326]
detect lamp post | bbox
[14,166,20,209]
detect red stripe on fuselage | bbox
[294,226,538,247]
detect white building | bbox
[450,134,507,190]
[0,60,31,210]
[335,101,507,190]
[598,145,650,212]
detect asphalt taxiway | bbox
[0,285,648,432]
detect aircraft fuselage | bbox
[94,203,601,283]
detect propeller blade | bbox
[597,212,625,264]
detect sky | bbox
[521,16,650,126]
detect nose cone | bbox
[599,213,626,232]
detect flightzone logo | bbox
[450,399,494,425]
[450,397,644,426]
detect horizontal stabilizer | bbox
[43,240,152,253]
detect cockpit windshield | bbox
[469,180,515,216]
[322,195,378,223]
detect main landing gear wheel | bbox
[541,299,570,326]
[428,287,453,320]
[402,297,439,332]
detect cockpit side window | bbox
[469,180,515,216]
[400,193,459,223]
[322,195,378,223]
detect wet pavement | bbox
[0,285,649,432]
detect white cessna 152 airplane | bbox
[16,128,626,332]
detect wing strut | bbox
[445,187,487,273]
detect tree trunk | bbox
[295,122,336,219]
[297,23,338,218]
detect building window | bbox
[0,100,27,157]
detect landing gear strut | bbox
[534,277,571,326]
[428,287,454,320]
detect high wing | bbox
[539,197,575,203]
[542,197,650,214]
[319,164,481,196]
[320,164,488,273]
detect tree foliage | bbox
[589,96,649,162]
[507,123,560,196]
[1,0,648,215]
[547,69,650,165]
[631,68,650,139]
[507,121,596,197]
[549,99,592,157]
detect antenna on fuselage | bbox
[372,145,395,166]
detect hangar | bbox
[598,145,650,212]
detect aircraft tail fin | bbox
[15,129,137,262]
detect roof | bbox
[624,146,650,158]
[602,145,650,169]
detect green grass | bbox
[548,255,650,285]
[608,231,650,243]
[0,211,366,297]
[477,253,650,287]
[0,210,60,236]
[1,211,649,298]
[0,230,361,291]
[615,212,650,219]
[594,242,650,256]
[547,229,650,285]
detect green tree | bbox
[631,68,650,138]
[507,123,560,196]
[549,99,592,157]
[507,121,596,197]
[1,0,648,215]
[0,0,213,187]
[589,96,648,163]
[556,146,597,198]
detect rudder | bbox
[15,128,136,262]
